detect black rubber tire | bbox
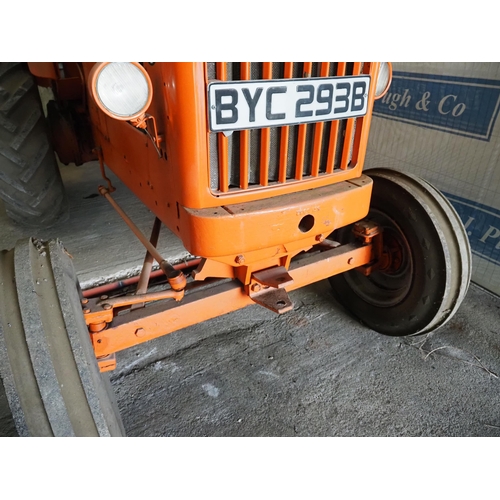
[0,238,125,436]
[329,168,471,336]
[0,62,68,228]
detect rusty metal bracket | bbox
[352,220,382,243]
[249,287,293,314]
[130,114,163,158]
[251,266,294,289]
[352,219,385,276]
[248,266,294,314]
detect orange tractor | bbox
[0,62,471,436]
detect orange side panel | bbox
[27,62,58,80]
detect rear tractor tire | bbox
[0,238,125,436]
[0,62,68,228]
[329,168,471,336]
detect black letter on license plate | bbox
[242,87,263,122]
[266,86,286,120]
[295,85,314,118]
[334,82,350,114]
[215,89,238,125]
[351,81,366,112]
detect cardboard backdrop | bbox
[366,62,500,296]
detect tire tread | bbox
[0,62,68,228]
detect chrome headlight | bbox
[374,62,392,99]
[89,62,153,120]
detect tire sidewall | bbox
[330,175,449,336]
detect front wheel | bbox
[329,168,471,336]
[0,238,125,436]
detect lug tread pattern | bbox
[0,62,68,228]
[0,113,16,133]
[0,62,18,80]
[0,75,34,113]
[11,107,41,151]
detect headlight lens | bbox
[374,62,392,99]
[89,62,153,120]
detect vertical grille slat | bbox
[340,119,355,170]
[278,125,289,183]
[278,63,294,184]
[326,120,339,174]
[208,61,369,194]
[311,62,331,176]
[216,63,229,192]
[294,62,312,180]
[239,63,251,189]
[259,63,273,186]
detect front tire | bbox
[329,168,471,336]
[0,238,124,436]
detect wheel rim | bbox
[344,209,413,308]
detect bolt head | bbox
[102,303,112,310]
[83,308,91,314]
[251,283,261,292]
[100,295,108,300]
[235,255,245,265]
[135,328,145,338]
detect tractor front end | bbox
[82,63,383,278]
[0,62,471,436]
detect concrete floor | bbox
[1,161,500,437]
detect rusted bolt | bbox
[100,295,108,300]
[315,234,325,242]
[251,283,261,292]
[83,308,91,314]
[81,298,89,305]
[235,255,245,265]
[348,258,354,265]
[102,303,112,310]
[135,328,146,338]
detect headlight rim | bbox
[88,62,153,121]
[374,62,393,100]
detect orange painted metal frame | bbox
[182,176,372,263]
[89,239,375,359]
[81,62,381,269]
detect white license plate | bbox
[208,75,371,132]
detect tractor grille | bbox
[207,62,368,194]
